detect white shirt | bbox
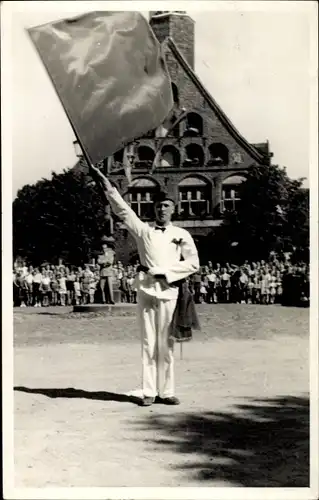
[25,273,34,284]
[206,273,217,283]
[106,188,200,299]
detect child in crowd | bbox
[127,273,137,304]
[32,268,42,307]
[89,273,97,304]
[57,272,67,306]
[200,281,207,303]
[81,265,93,305]
[39,271,51,307]
[50,273,59,306]
[66,267,76,306]
[24,268,34,307]
[74,275,82,305]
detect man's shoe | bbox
[140,397,155,407]
[160,396,180,405]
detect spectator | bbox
[74,275,82,305]
[192,270,202,304]
[57,271,67,306]
[206,269,218,304]
[24,267,34,306]
[50,273,59,306]
[32,268,42,307]
[39,271,51,307]
[81,265,93,305]
[127,273,137,304]
[12,255,309,308]
[97,241,115,305]
[220,267,231,303]
[66,267,76,306]
[239,269,249,304]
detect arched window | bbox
[208,143,229,166]
[160,146,180,167]
[168,114,180,137]
[136,146,155,168]
[184,113,203,136]
[221,175,246,213]
[128,178,158,219]
[156,113,180,138]
[113,148,124,163]
[178,176,210,218]
[184,144,205,167]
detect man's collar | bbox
[154,222,173,228]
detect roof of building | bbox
[166,37,269,165]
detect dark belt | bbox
[137,264,149,273]
[136,264,182,288]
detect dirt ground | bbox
[13,304,309,488]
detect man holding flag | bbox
[28,10,200,406]
[91,167,200,406]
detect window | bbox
[160,146,180,167]
[128,178,157,219]
[178,177,210,218]
[184,144,205,167]
[184,113,203,136]
[168,114,180,137]
[113,149,124,163]
[220,175,246,213]
[136,146,155,168]
[208,143,229,166]
[156,113,180,138]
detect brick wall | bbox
[150,13,195,69]
[105,12,268,264]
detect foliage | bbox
[13,164,107,265]
[13,162,309,266]
[222,165,309,262]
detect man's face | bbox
[154,200,175,225]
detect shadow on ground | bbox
[14,386,141,405]
[132,395,309,487]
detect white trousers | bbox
[137,291,177,398]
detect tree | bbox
[13,165,108,265]
[223,165,309,262]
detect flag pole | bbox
[151,108,188,174]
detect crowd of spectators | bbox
[13,257,309,308]
[13,261,138,308]
[188,260,309,306]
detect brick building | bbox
[78,11,273,264]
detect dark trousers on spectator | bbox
[41,291,51,306]
[239,284,247,303]
[194,283,201,304]
[33,283,41,305]
[207,283,216,303]
[100,277,114,304]
[25,283,33,306]
[219,285,229,303]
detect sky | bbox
[3,1,317,199]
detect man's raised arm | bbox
[90,165,145,238]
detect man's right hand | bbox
[90,164,113,192]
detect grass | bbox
[14,303,309,347]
